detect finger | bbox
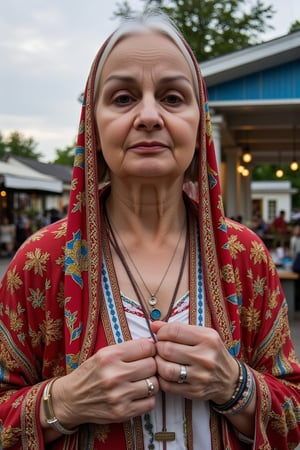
[101,338,156,364]
[150,320,167,335]
[155,322,204,346]
[124,356,158,382]
[131,377,158,400]
[155,354,189,382]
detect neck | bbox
[106,181,186,240]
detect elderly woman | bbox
[0,11,299,450]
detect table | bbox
[277,270,299,320]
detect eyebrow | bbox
[103,74,193,86]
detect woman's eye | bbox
[163,94,182,105]
[114,94,132,105]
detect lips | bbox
[129,141,168,152]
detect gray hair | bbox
[93,11,200,103]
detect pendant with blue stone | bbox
[150,308,162,320]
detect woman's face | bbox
[95,31,200,182]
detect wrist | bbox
[211,359,256,416]
[212,357,240,406]
[43,378,78,435]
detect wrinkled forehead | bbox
[93,24,200,103]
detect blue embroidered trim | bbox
[102,263,124,344]
[196,225,204,326]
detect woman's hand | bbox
[44,338,158,433]
[151,321,239,404]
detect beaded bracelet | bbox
[43,378,78,435]
[220,366,256,416]
[212,360,256,416]
[211,358,247,412]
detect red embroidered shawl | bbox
[0,24,300,450]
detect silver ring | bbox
[178,365,187,384]
[145,378,155,397]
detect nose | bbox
[133,95,164,131]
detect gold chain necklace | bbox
[108,216,185,320]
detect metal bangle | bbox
[43,378,78,435]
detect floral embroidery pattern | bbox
[65,230,88,287]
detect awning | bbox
[0,160,63,193]
[3,174,62,192]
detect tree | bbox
[52,142,75,166]
[113,0,275,61]
[0,131,42,160]
[290,20,300,33]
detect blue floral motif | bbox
[208,173,217,189]
[74,146,85,169]
[65,230,88,288]
[66,353,79,371]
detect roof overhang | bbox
[0,160,63,193]
[2,174,62,192]
[201,31,300,87]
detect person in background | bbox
[251,213,267,239]
[0,10,299,450]
[290,224,300,260]
[0,216,16,257]
[269,210,288,249]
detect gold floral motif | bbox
[226,220,243,231]
[52,221,67,238]
[227,234,246,259]
[55,253,65,267]
[39,311,63,346]
[24,248,50,276]
[217,194,224,212]
[269,257,277,275]
[71,177,78,191]
[269,396,299,436]
[20,231,46,249]
[56,282,65,308]
[234,267,242,299]
[0,391,17,404]
[221,264,235,283]
[267,286,280,311]
[72,191,86,213]
[240,299,261,332]
[250,241,268,264]
[0,425,22,447]
[5,304,24,332]
[253,275,267,298]
[27,287,46,310]
[6,266,23,295]
[12,396,23,408]
[95,424,111,443]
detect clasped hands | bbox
[51,321,238,429]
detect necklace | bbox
[107,215,185,320]
[105,208,189,448]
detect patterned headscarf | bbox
[64,13,238,373]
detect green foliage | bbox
[52,142,75,166]
[0,131,42,160]
[290,20,300,33]
[113,0,275,61]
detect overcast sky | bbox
[0,0,299,162]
